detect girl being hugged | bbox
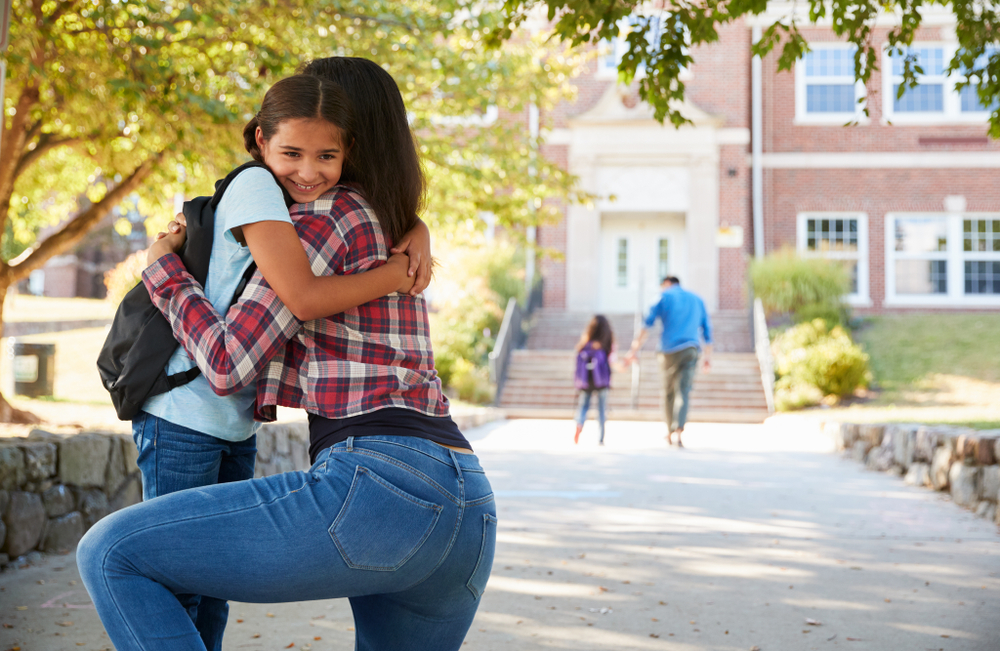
[79,61,495,651]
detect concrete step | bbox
[499,407,771,423]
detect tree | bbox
[489,0,1000,136]
[1,0,584,422]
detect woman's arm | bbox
[241,220,414,321]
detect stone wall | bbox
[0,409,502,568]
[0,422,314,568]
[827,422,1000,524]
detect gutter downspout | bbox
[751,25,764,259]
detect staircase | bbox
[498,309,770,423]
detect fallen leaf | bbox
[236,619,244,623]
[622,580,630,584]
[750,646,761,651]
[658,601,666,605]
[252,633,261,639]
[827,633,837,641]
[651,618,659,622]
[649,633,659,638]
[850,566,863,570]
[57,621,73,627]
[15,607,27,611]
[314,636,322,640]
[847,637,862,641]
[285,644,295,649]
[941,634,950,638]
[884,598,891,603]
[267,613,275,617]
[598,586,608,592]
[805,618,822,626]
[2,623,12,628]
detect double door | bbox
[599,213,686,314]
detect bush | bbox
[448,358,495,404]
[428,242,524,403]
[103,250,148,305]
[771,319,871,409]
[751,250,850,324]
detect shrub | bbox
[448,358,495,404]
[428,241,524,403]
[751,250,850,324]
[104,250,148,305]
[771,319,871,409]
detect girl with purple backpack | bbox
[573,315,616,445]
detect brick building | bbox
[534,6,1000,317]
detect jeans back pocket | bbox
[330,466,442,571]
[466,513,498,599]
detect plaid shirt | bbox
[143,186,450,423]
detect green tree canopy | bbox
[0,0,586,420]
[489,0,1000,136]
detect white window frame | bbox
[797,212,870,306]
[885,212,1000,307]
[794,43,868,125]
[882,43,994,125]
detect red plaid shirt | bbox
[143,186,450,422]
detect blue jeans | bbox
[659,347,700,432]
[131,412,258,651]
[79,435,497,651]
[575,388,608,442]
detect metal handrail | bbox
[488,297,522,390]
[753,297,776,415]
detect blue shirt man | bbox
[627,277,712,445]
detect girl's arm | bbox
[144,214,409,396]
[240,220,414,321]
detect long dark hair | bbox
[576,315,614,353]
[242,75,355,164]
[298,57,424,246]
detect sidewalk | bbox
[2,418,998,650]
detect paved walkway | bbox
[2,418,998,650]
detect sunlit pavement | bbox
[2,418,998,650]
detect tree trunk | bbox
[0,151,163,423]
[0,284,43,424]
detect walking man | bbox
[626,276,712,447]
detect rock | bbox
[290,439,309,471]
[273,426,291,456]
[859,424,885,447]
[104,435,128,495]
[995,439,1000,468]
[949,464,980,508]
[0,490,8,514]
[0,444,26,491]
[851,440,869,463]
[980,466,1000,503]
[975,438,996,466]
[40,512,84,553]
[22,442,56,481]
[274,456,295,475]
[0,518,5,551]
[985,503,998,523]
[42,485,75,518]
[914,426,943,463]
[119,435,139,474]
[76,489,110,529]
[0,553,7,566]
[867,446,894,472]
[904,463,931,488]
[23,479,53,493]
[974,501,996,522]
[256,428,274,463]
[892,426,917,470]
[2,491,46,557]
[931,447,953,491]
[955,435,978,463]
[109,474,142,512]
[59,433,112,487]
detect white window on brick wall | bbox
[794,44,867,124]
[797,213,869,305]
[885,213,1000,306]
[882,44,997,124]
[597,15,690,81]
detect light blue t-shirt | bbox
[143,167,292,441]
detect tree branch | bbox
[4,151,165,284]
[12,134,82,182]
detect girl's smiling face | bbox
[257,118,347,204]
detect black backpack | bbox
[97,161,293,420]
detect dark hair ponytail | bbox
[242,75,355,165]
[298,57,423,245]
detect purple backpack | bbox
[574,344,611,390]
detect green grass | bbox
[3,294,114,323]
[854,313,1000,389]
